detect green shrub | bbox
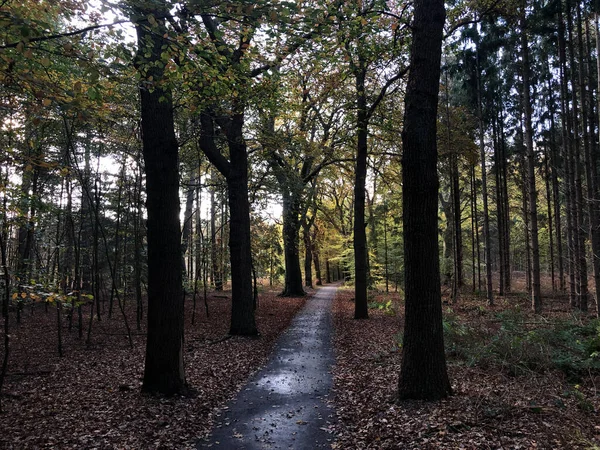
[443,308,600,378]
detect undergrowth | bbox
[441,308,600,379]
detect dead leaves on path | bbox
[0,290,306,449]
[330,289,600,449]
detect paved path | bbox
[199,285,338,450]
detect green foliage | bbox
[443,308,600,379]
[368,298,394,315]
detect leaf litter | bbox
[0,289,306,449]
[330,287,600,449]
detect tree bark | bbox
[521,9,542,313]
[134,6,185,395]
[353,66,369,320]
[398,0,451,401]
[226,118,258,335]
[210,175,223,291]
[280,190,305,296]
[476,40,494,306]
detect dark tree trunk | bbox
[558,8,578,305]
[494,115,506,296]
[210,178,223,291]
[134,8,185,395]
[353,67,369,320]
[578,4,600,313]
[566,0,589,311]
[133,167,143,331]
[281,191,305,296]
[476,41,493,306]
[312,225,323,286]
[181,174,196,280]
[303,225,313,288]
[521,10,542,313]
[199,108,257,335]
[499,109,511,292]
[470,167,480,292]
[226,122,258,335]
[398,0,451,401]
[451,152,463,291]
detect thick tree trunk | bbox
[226,117,258,335]
[134,8,185,395]
[353,67,369,320]
[281,191,305,297]
[398,0,451,401]
[199,107,257,335]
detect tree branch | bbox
[367,66,409,119]
[198,112,231,178]
[0,19,131,49]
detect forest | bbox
[2,0,600,448]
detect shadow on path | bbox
[198,284,339,449]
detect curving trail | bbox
[198,284,338,449]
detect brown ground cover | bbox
[331,286,600,449]
[0,288,307,449]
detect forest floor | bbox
[3,277,600,449]
[331,278,600,449]
[0,286,307,449]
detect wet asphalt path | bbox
[198,284,338,450]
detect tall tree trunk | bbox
[312,224,322,286]
[281,190,305,296]
[303,223,313,288]
[547,82,566,292]
[558,8,578,306]
[470,167,480,292]
[353,66,369,320]
[108,162,124,319]
[494,115,505,296]
[210,175,223,291]
[544,149,556,292]
[134,166,143,331]
[579,5,600,314]
[0,170,11,413]
[566,0,589,311]
[226,119,258,334]
[398,0,451,400]
[134,6,185,395]
[521,9,542,313]
[499,109,511,293]
[181,174,196,279]
[476,42,494,306]
[451,152,463,292]
[199,107,257,335]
